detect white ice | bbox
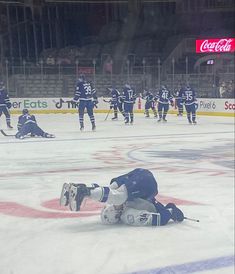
[0,113,234,274]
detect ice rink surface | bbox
[0,113,234,274]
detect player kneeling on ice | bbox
[15,109,55,139]
[60,168,186,226]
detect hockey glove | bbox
[7,102,12,109]
[93,99,98,108]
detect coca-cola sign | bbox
[196,38,235,53]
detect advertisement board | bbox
[9,97,235,117]
[196,38,235,53]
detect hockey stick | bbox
[184,217,200,222]
[103,98,111,103]
[0,129,15,137]
[104,108,112,121]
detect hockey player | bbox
[73,74,98,131]
[155,85,174,122]
[173,84,184,116]
[141,89,158,118]
[0,80,13,129]
[107,87,125,120]
[60,168,185,227]
[15,109,55,139]
[181,84,197,124]
[122,84,137,124]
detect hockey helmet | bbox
[101,205,122,225]
[125,84,131,89]
[0,80,5,89]
[22,108,29,115]
[78,74,86,82]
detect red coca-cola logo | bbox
[196,38,235,53]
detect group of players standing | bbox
[73,74,198,131]
[103,82,198,125]
[0,75,198,138]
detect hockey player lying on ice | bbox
[60,168,185,226]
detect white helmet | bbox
[101,205,122,225]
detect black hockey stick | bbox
[184,217,200,222]
[0,129,15,137]
[104,108,112,121]
[103,98,111,103]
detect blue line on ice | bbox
[0,131,233,145]
[128,255,234,274]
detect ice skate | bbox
[60,183,71,206]
[166,203,184,222]
[69,183,90,211]
[92,124,96,131]
[112,115,118,120]
[80,121,84,131]
[45,133,55,138]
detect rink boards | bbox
[8,97,235,117]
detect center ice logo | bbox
[0,196,201,219]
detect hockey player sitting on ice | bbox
[140,89,158,118]
[15,109,55,139]
[60,168,185,226]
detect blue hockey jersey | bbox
[182,86,197,105]
[122,85,136,104]
[173,88,183,100]
[110,168,158,201]
[156,87,173,105]
[142,91,155,103]
[0,88,11,108]
[17,114,37,130]
[74,80,97,101]
[110,88,122,104]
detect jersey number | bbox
[84,83,92,95]
[162,91,168,99]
